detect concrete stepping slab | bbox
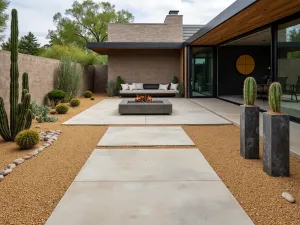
[97,126,195,146]
[75,149,220,182]
[45,181,253,225]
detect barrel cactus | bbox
[243,77,257,105]
[70,98,80,107]
[84,90,93,98]
[0,9,33,141]
[15,130,39,150]
[55,103,69,114]
[268,82,282,113]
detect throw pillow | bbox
[129,84,136,91]
[170,83,179,90]
[121,83,129,90]
[133,83,144,90]
[159,84,169,91]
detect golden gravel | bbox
[0,95,299,225]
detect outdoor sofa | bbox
[119,84,179,97]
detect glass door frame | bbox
[187,45,218,98]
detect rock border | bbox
[0,130,62,182]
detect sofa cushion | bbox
[133,83,143,90]
[159,84,169,90]
[121,83,129,90]
[129,84,136,90]
[170,83,179,90]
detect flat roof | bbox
[186,0,300,45]
[87,42,183,54]
[185,0,257,45]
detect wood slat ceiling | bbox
[192,0,300,45]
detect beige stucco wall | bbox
[0,51,107,116]
[0,50,60,109]
[108,15,183,42]
[108,49,180,84]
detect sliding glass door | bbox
[191,47,214,97]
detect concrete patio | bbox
[63,98,231,125]
[44,149,254,225]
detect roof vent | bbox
[169,10,179,15]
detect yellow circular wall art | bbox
[236,55,255,75]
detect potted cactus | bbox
[263,82,289,177]
[240,77,259,159]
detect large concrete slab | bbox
[75,149,220,181]
[97,126,195,146]
[63,98,231,125]
[45,181,253,225]
[192,98,300,158]
[45,149,254,225]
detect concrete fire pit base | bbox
[119,99,172,115]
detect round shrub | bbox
[70,98,80,107]
[84,90,93,98]
[15,130,40,150]
[48,90,66,105]
[55,103,69,114]
[90,97,95,101]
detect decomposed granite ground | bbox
[0,95,300,225]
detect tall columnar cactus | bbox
[243,77,257,105]
[268,82,282,113]
[22,72,29,101]
[0,9,33,141]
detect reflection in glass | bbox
[278,18,300,118]
[191,47,213,97]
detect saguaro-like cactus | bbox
[268,82,282,113]
[0,9,33,141]
[243,77,257,105]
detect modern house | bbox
[88,0,300,121]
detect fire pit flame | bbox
[135,95,152,102]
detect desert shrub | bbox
[116,76,124,93]
[15,130,40,150]
[176,83,184,98]
[84,91,93,98]
[40,44,107,65]
[55,57,83,101]
[31,101,58,123]
[90,97,95,100]
[70,98,80,107]
[55,103,69,114]
[172,76,179,84]
[48,89,66,106]
[107,80,116,97]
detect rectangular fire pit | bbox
[119,99,172,115]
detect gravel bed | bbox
[0,95,300,225]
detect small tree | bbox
[1,38,10,50]
[55,57,83,101]
[0,0,9,42]
[19,32,40,55]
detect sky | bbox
[5,0,236,45]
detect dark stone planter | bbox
[240,105,259,159]
[263,113,290,177]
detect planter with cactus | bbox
[263,82,289,177]
[240,77,259,159]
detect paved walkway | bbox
[63,99,231,125]
[191,98,300,158]
[45,149,253,225]
[97,126,195,146]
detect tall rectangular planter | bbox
[263,113,290,177]
[240,105,259,159]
